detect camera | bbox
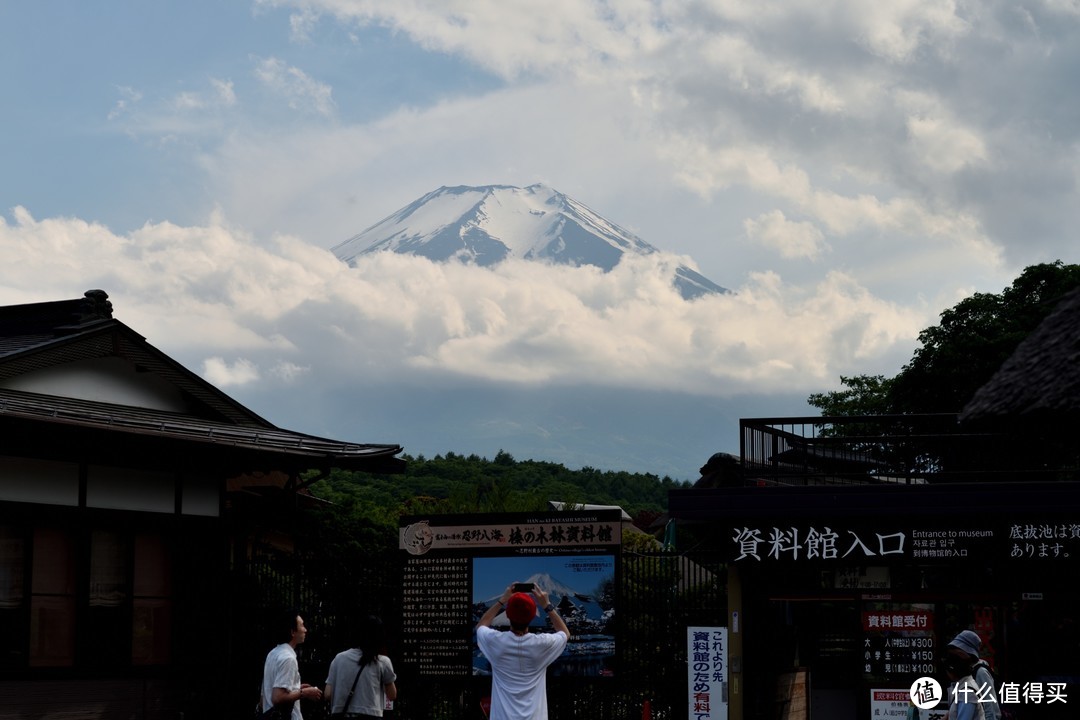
[513,582,535,593]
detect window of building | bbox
[0,521,175,669]
[30,527,75,666]
[0,525,27,668]
[132,533,172,664]
[86,529,131,666]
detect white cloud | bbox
[107,0,1077,310]
[202,357,261,387]
[253,56,336,116]
[211,78,238,107]
[288,7,321,42]
[256,0,655,80]
[0,208,927,399]
[898,90,988,173]
[843,0,970,62]
[104,78,238,140]
[270,361,311,382]
[107,86,143,121]
[744,210,828,260]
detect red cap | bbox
[505,592,537,626]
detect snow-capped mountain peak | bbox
[331,184,728,300]
[479,571,611,628]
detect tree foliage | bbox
[307,451,688,531]
[809,261,1080,416]
[807,374,895,417]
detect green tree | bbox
[809,261,1080,416]
[807,374,894,417]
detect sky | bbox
[3,1,1080,481]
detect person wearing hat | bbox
[947,630,1000,720]
[942,651,986,720]
[475,583,570,720]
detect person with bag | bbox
[259,608,323,720]
[324,615,398,719]
[944,651,986,720]
[947,630,1001,720]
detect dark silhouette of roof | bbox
[961,286,1080,429]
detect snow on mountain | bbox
[331,184,728,300]
[479,571,611,628]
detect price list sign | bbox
[399,511,621,678]
[862,608,936,678]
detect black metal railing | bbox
[234,546,727,720]
[740,414,1078,485]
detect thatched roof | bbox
[961,286,1080,428]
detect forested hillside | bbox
[307,450,689,529]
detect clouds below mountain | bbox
[1,208,922,394]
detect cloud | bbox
[104,78,239,143]
[253,56,336,116]
[186,1,1079,308]
[202,357,261,387]
[108,86,143,121]
[744,210,828,260]
[77,0,1079,320]
[0,208,926,401]
[9,0,1080,476]
[256,0,654,80]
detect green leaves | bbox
[308,452,687,528]
[810,261,1080,416]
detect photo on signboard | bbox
[471,554,616,677]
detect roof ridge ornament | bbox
[81,289,113,320]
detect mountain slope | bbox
[331,184,728,300]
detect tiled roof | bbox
[962,287,1080,426]
[0,290,405,473]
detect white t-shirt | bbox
[476,626,568,720]
[262,643,302,720]
[325,648,397,717]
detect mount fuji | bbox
[477,572,612,631]
[331,184,728,300]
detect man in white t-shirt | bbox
[260,609,323,720]
[475,583,570,720]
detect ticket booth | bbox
[670,481,1080,720]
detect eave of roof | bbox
[0,387,404,472]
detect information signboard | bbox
[399,511,621,678]
[688,626,728,720]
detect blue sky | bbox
[4,1,1080,480]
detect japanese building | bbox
[669,288,1080,720]
[0,290,404,718]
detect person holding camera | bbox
[475,582,570,720]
